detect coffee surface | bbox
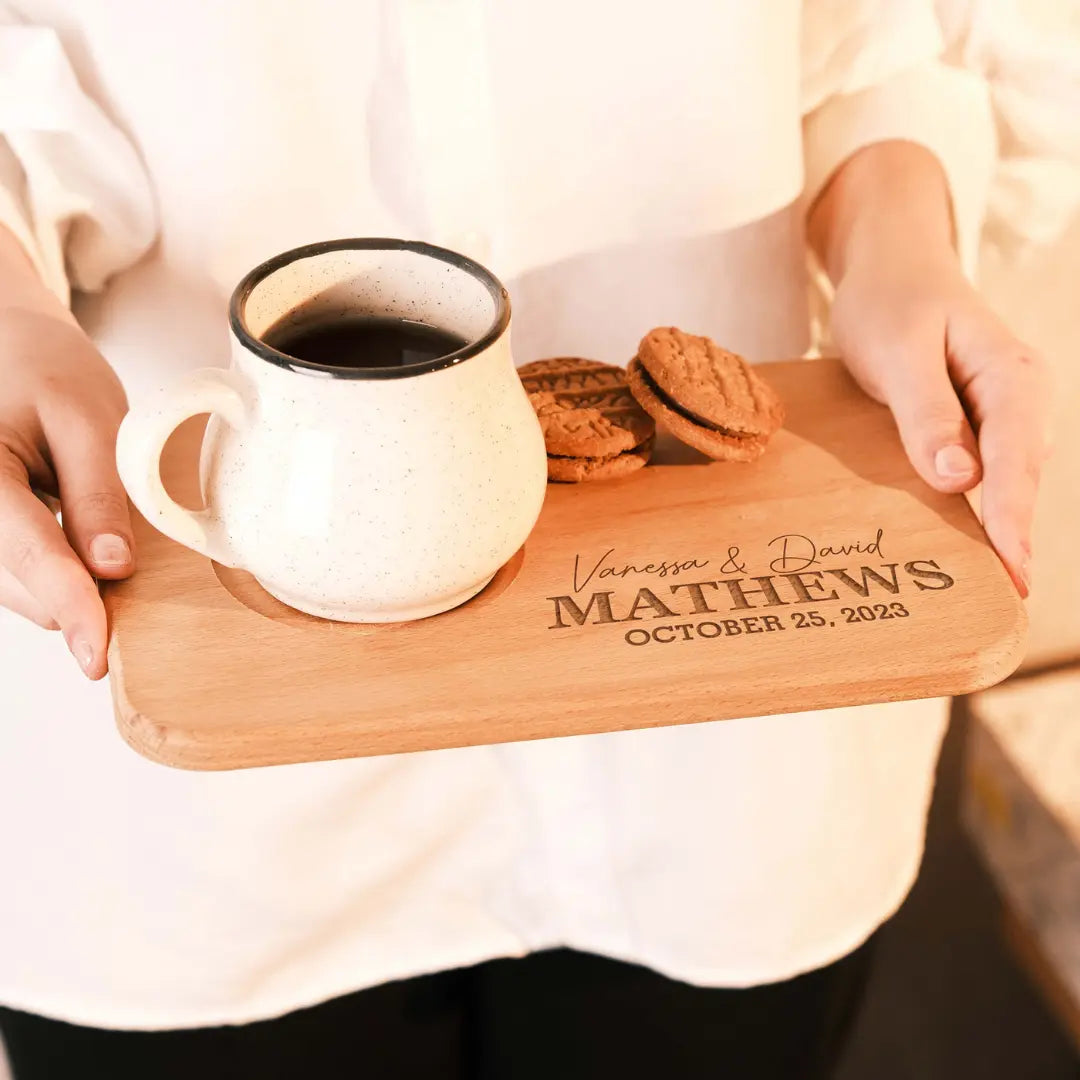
[263,314,467,370]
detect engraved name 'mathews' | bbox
[548,559,953,629]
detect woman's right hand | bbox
[0,229,134,680]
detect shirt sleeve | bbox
[936,0,1080,258]
[0,5,157,306]
[801,0,997,278]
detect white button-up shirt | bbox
[0,0,1077,1030]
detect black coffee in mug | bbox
[263,314,468,370]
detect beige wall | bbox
[979,219,1080,669]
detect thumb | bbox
[879,346,982,494]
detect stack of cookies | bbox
[520,328,785,482]
[517,358,656,482]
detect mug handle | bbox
[116,368,251,566]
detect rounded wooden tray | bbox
[104,359,1026,770]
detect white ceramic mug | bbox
[116,238,547,622]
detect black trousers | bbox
[0,942,874,1080]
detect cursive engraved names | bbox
[767,529,884,573]
[572,548,710,593]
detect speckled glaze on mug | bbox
[116,239,547,622]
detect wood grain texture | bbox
[103,359,1027,771]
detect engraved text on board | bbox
[546,530,955,646]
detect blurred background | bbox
[833,215,1080,1079]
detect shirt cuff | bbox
[803,61,997,279]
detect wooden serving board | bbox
[104,358,1027,771]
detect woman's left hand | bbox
[829,251,1052,597]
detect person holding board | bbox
[0,2,1075,1077]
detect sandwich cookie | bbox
[627,327,784,462]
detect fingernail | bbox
[935,445,979,480]
[90,533,131,568]
[65,632,95,675]
[1020,557,1032,597]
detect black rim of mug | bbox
[229,237,511,380]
